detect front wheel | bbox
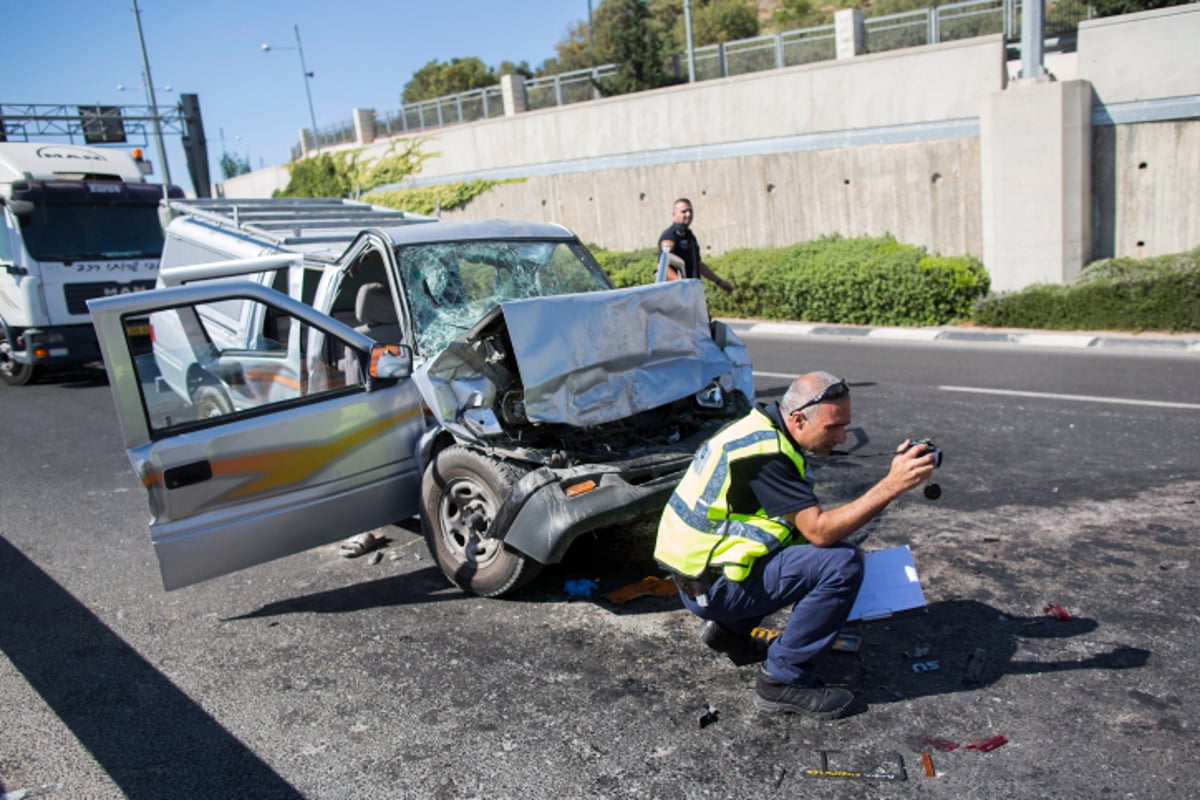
[421,446,541,597]
[0,328,37,386]
[192,383,233,418]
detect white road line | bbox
[754,371,800,380]
[939,385,1200,410]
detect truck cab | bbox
[0,142,182,385]
[88,198,755,597]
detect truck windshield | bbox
[18,203,166,261]
[398,239,613,354]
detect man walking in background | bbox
[658,198,734,293]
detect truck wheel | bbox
[0,329,36,386]
[421,446,541,597]
[193,384,233,418]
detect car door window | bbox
[132,297,364,436]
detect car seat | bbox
[354,282,402,344]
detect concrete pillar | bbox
[981,78,1093,291]
[299,128,316,157]
[501,73,528,116]
[835,9,865,60]
[353,108,377,146]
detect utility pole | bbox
[130,0,172,186]
[683,0,696,83]
[293,25,321,153]
[1019,0,1046,79]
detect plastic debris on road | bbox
[602,575,677,603]
[1043,602,1071,620]
[966,735,1008,752]
[564,578,599,597]
[921,737,960,752]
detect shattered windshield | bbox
[397,239,613,354]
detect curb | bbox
[720,320,1200,354]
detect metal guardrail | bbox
[379,85,506,136]
[675,26,837,82]
[300,0,1103,157]
[526,65,619,111]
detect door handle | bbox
[164,460,213,489]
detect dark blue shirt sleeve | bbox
[728,452,818,518]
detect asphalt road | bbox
[2,333,1198,799]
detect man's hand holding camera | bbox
[890,438,942,500]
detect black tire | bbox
[0,328,37,386]
[421,445,541,597]
[193,383,233,419]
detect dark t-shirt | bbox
[658,222,700,280]
[725,403,819,519]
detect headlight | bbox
[26,330,66,346]
[694,381,725,409]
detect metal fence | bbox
[301,0,1101,156]
[376,85,506,137]
[674,25,837,81]
[526,64,620,110]
[863,0,1091,53]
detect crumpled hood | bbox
[415,280,742,431]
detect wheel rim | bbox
[198,400,225,418]
[438,476,503,569]
[0,332,14,377]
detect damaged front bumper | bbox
[492,448,698,564]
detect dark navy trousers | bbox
[681,543,864,687]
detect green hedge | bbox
[592,235,990,326]
[974,247,1200,332]
[365,178,521,217]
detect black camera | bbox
[909,438,943,500]
[909,438,942,468]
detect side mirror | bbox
[368,343,412,382]
[7,199,34,218]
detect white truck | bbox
[87,197,754,597]
[0,142,182,385]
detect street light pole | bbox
[262,26,321,154]
[683,0,696,83]
[130,0,172,186]
[293,25,321,153]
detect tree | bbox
[219,152,251,180]
[540,7,623,75]
[664,0,760,49]
[600,0,671,94]
[402,57,498,103]
[769,0,829,30]
[1089,0,1190,16]
[498,60,534,79]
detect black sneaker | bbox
[753,666,854,719]
[696,620,768,666]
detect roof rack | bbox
[164,197,435,250]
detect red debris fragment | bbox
[966,735,1008,752]
[921,737,960,752]
[1043,603,1071,620]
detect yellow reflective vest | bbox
[655,406,808,582]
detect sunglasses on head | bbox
[795,379,850,412]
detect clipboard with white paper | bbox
[846,545,926,621]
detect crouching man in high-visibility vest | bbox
[654,371,937,719]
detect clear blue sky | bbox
[0,0,589,195]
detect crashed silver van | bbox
[88,198,753,596]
